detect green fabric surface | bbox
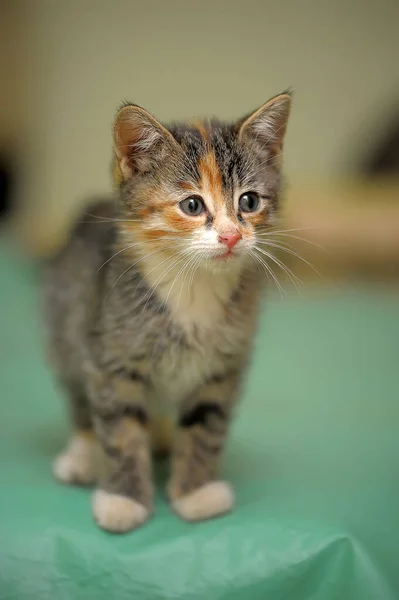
[0,235,398,599]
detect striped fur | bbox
[45,92,291,532]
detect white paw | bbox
[172,481,234,522]
[53,433,97,485]
[92,489,150,533]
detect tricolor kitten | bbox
[45,91,291,533]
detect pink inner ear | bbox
[115,118,141,159]
[114,107,167,163]
[114,108,165,178]
[113,117,142,179]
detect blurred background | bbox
[1,0,398,282]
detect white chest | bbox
[135,255,255,408]
[151,282,236,403]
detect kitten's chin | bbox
[204,250,247,273]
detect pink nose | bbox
[218,232,241,250]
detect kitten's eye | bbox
[179,196,205,216]
[239,192,260,213]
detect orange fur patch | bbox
[194,121,225,209]
[180,181,197,193]
[138,205,156,220]
[197,150,224,210]
[247,210,267,227]
[142,228,170,243]
[194,120,210,143]
[163,206,202,232]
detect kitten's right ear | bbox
[238,92,292,158]
[113,104,179,179]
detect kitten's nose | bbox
[218,232,241,250]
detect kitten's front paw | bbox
[172,481,234,522]
[92,489,150,533]
[53,433,97,485]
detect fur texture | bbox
[45,92,291,532]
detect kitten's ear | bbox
[113,104,179,179]
[238,92,291,158]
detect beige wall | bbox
[3,0,399,250]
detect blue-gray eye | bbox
[179,196,205,216]
[239,192,260,213]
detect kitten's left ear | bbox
[238,92,292,157]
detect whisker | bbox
[98,242,143,272]
[99,235,194,275]
[140,234,195,243]
[133,251,181,295]
[257,226,320,236]
[256,246,303,286]
[79,220,120,224]
[141,254,187,314]
[187,254,203,299]
[255,246,302,289]
[152,256,194,314]
[251,250,286,297]
[257,240,320,276]
[248,249,264,277]
[178,250,200,297]
[83,213,140,224]
[163,252,197,310]
[105,247,165,301]
[257,231,325,251]
[176,253,200,309]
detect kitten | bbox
[45,92,291,533]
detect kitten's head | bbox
[113,92,291,270]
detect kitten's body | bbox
[45,96,291,532]
[46,199,259,412]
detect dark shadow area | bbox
[0,152,13,221]
[359,102,399,177]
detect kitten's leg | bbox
[53,387,98,486]
[168,372,240,522]
[90,374,153,533]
